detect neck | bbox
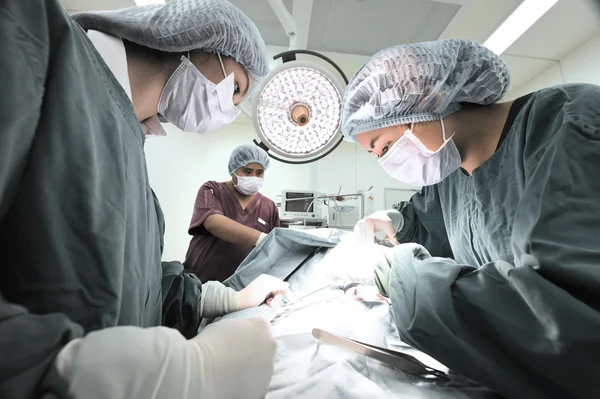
[124,42,180,122]
[449,102,513,174]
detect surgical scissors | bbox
[312,328,448,380]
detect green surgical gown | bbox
[0,1,203,397]
[387,84,600,399]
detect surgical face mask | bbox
[235,174,264,195]
[378,119,461,186]
[158,53,241,134]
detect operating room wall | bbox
[507,33,600,99]
[145,45,416,261]
[145,123,414,262]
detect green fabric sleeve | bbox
[160,261,204,338]
[393,187,453,258]
[153,192,204,338]
[389,85,600,399]
[0,1,85,398]
[373,248,398,298]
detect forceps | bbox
[262,282,362,325]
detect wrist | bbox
[385,209,404,233]
[255,232,267,246]
[201,281,241,318]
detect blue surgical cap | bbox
[228,145,270,175]
[73,0,269,82]
[341,39,511,141]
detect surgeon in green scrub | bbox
[343,39,600,399]
[0,1,289,399]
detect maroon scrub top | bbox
[184,181,280,282]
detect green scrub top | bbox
[385,84,600,399]
[0,1,203,397]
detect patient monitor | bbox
[280,190,322,222]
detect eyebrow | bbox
[367,134,382,153]
[241,69,251,97]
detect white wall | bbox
[145,123,413,262]
[146,31,600,262]
[145,45,416,261]
[507,33,600,99]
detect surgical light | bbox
[251,50,348,164]
[484,0,559,55]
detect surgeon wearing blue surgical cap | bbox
[342,39,600,399]
[0,1,289,399]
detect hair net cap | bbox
[72,0,269,82]
[341,39,511,141]
[228,144,270,175]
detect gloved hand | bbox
[238,274,289,309]
[191,317,277,399]
[55,318,277,399]
[256,232,268,246]
[354,209,403,244]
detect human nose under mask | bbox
[235,174,264,195]
[157,53,241,135]
[378,119,462,186]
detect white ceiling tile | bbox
[308,0,459,55]
[437,0,523,42]
[226,0,292,47]
[505,0,600,60]
[60,0,600,94]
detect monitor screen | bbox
[285,192,315,213]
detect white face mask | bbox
[158,53,241,134]
[378,119,461,186]
[234,175,264,195]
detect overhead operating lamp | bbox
[251,50,349,164]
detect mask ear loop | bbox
[440,118,456,142]
[217,53,227,78]
[440,119,447,141]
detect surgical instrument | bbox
[261,282,362,324]
[312,328,448,380]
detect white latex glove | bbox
[238,274,289,309]
[55,318,277,399]
[256,232,268,246]
[354,209,403,244]
[191,317,277,399]
[320,235,395,286]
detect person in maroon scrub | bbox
[184,144,280,281]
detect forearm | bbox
[200,281,240,318]
[0,298,84,399]
[55,326,198,399]
[55,320,276,399]
[204,214,262,246]
[394,188,453,258]
[389,244,600,399]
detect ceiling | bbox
[61,0,600,94]
[228,0,461,55]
